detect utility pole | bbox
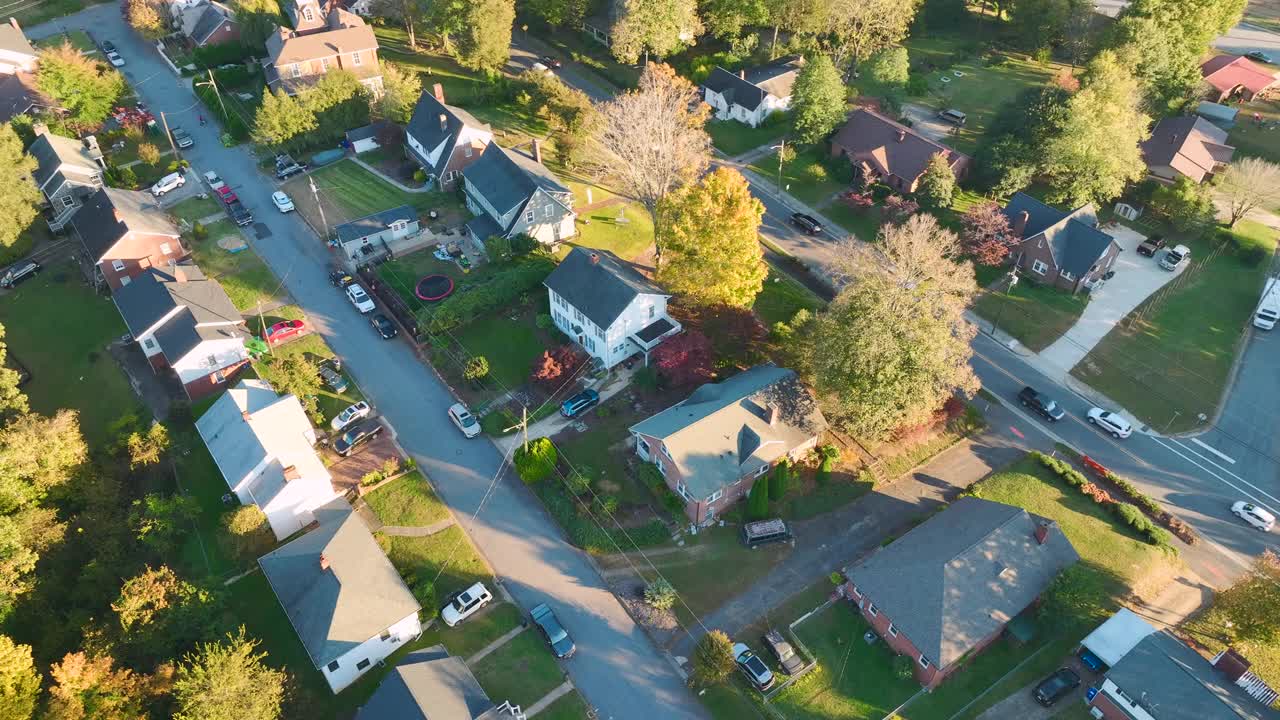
[159,111,179,160]
[309,175,330,243]
[196,69,228,121]
[776,137,785,192]
[258,300,271,355]
[503,405,529,453]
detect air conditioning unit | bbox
[1089,706,1104,719]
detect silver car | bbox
[1086,407,1132,439]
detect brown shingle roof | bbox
[265,15,377,66]
[832,109,969,186]
[1141,116,1235,181]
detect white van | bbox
[1254,277,1280,330]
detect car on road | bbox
[150,172,185,197]
[330,401,371,431]
[1232,501,1275,531]
[1086,408,1133,439]
[318,362,348,393]
[370,313,397,339]
[531,603,576,658]
[272,191,294,213]
[264,319,306,346]
[1247,51,1274,64]
[539,55,562,69]
[441,582,493,626]
[204,170,226,190]
[101,40,116,53]
[1136,234,1166,257]
[346,283,375,313]
[1032,668,1080,706]
[733,643,775,691]
[334,418,383,456]
[227,200,252,226]
[215,185,237,204]
[448,402,481,438]
[1160,244,1190,271]
[762,630,804,675]
[328,268,355,287]
[171,127,193,148]
[1018,386,1065,422]
[105,49,125,67]
[790,212,823,235]
[560,389,599,418]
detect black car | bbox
[1136,234,1166,257]
[101,40,116,53]
[171,127,193,148]
[334,419,383,457]
[370,313,397,339]
[790,212,822,235]
[0,260,40,289]
[1033,668,1080,706]
[1018,386,1065,422]
[530,603,575,658]
[539,55,562,69]
[762,630,804,675]
[227,200,253,226]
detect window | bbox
[1060,270,1074,281]
[291,63,301,79]
[656,458,666,476]
[755,464,769,476]
[352,52,362,66]
[60,195,75,208]
[111,259,125,272]
[210,370,226,384]
[706,489,723,503]
[852,585,862,598]
[868,603,878,617]
[302,5,314,21]
[390,220,407,232]
[143,338,156,350]
[524,209,535,224]
[676,482,692,501]
[464,146,473,158]
[918,655,930,669]
[585,337,596,352]
[326,660,340,672]
[1031,259,1048,275]
[320,57,330,72]
[356,659,371,670]
[380,630,391,641]
[159,243,172,255]
[573,308,584,322]
[887,623,898,637]
[119,275,131,286]
[638,439,650,455]
[648,305,655,319]
[661,444,672,460]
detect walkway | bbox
[493,366,636,453]
[381,518,456,536]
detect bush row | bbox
[423,255,555,332]
[1032,452,1178,550]
[194,83,250,141]
[535,479,667,554]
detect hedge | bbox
[423,255,555,332]
[1031,451,1181,550]
[534,479,667,554]
[194,82,250,142]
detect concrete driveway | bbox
[1038,225,1185,374]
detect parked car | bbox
[328,268,355,287]
[741,518,791,548]
[790,212,822,235]
[334,418,383,456]
[539,55,562,69]
[1086,407,1133,439]
[272,191,294,213]
[346,283,376,313]
[560,389,600,418]
[1232,501,1276,531]
[275,153,306,179]
[1160,244,1190,271]
[317,363,348,393]
[204,170,226,190]
[370,313,397,339]
[1018,386,1066,422]
[1033,668,1080,706]
[170,127,193,148]
[227,200,252,226]
[264,319,306,346]
[214,185,237,204]
[733,643,775,691]
[441,582,493,627]
[447,403,481,438]
[330,401,371,431]
[101,40,116,53]
[150,172,185,197]
[762,630,804,675]
[1247,50,1274,64]
[530,603,576,658]
[937,108,967,126]
[105,49,125,67]
[1136,234,1166,257]
[0,260,40,289]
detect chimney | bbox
[767,405,779,426]
[589,252,600,265]
[32,121,47,137]
[1013,209,1030,238]
[896,130,906,143]
[319,553,330,571]
[282,465,300,481]
[241,410,251,422]
[739,69,746,79]
[113,207,123,224]
[432,82,444,103]
[439,113,447,132]
[1169,133,1177,144]
[1034,520,1050,545]
[532,139,543,165]
[9,17,19,32]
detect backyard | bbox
[1228,95,1280,164]
[707,118,789,157]
[186,218,281,311]
[283,159,465,234]
[362,471,451,528]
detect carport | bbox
[1079,607,1156,669]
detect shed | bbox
[346,122,386,154]
[1081,608,1157,668]
[1197,101,1240,130]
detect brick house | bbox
[1141,115,1235,184]
[830,108,971,194]
[264,7,382,96]
[178,1,240,47]
[1200,55,1280,103]
[69,187,187,291]
[1003,191,1120,294]
[405,84,493,191]
[27,123,105,231]
[629,365,826,526]
[460,141,576,248]
[846,497,1079,688]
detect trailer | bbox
[1254,276,1279,330]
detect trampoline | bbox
[415,274,455,301]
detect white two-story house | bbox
[461,140,576,248]
[28,124,105,231]
[702,56,804,128]
[542,247,682,369]
[404,84,492,191]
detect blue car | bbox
[560,389,599,418]
[530,603,575,658]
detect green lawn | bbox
[362,471,451,528]
[823,201,883,242]
[752,263,826,327]
[374,26,489,105]
[565,202,655,262]
[1185,600,1280,700]
[1228,95,1280,164]
[169,195,222,224]
[378,526,492,605]
[293,159,461,224]
[188,220,279,312]
[451,311,548,393]
[436,602,524,659]
[470,628,567,709]
[707,118,789,157]
[535,690,593,720]
[1072,221,1277,432]
[174,425,243,579]
[972,278,1090,353]
[748,145,846,206]
[32,29,97,53]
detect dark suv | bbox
[1018,386,1065,422]
[1136,234,1166,257]
[227,200,253,226]
[1033,668,1080,706]
[790,212,823,235]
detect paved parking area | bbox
[324,424,402,491]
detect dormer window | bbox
[291,63,301,78]
[352,52,362,66]
[302,5,314,21]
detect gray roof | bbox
[0,73,36,124]
[405,91,490,178]
[1106,631,1280,720]
[703,57,804,112]
[1003,192,1118,278]
[831,109,970,185]
[1197,100,1239,129]
[0,22,36,59]
[464,213,502,243]
[190,3,234,45]
[629,365,827,499]
[462,143,569,226]
[71,187,180,261]
[112,265,240,337]
[258,497,420,668]
[356,647,497,720]
[703,68,770,112]
[29,131,99,191]
[543,247,666,330]
[334,204,416,244]
[152,310,245,364]
[848,497,1080,668]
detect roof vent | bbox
[896,130,906,143]
[439,113,447,131]
[1034,520,1050,545]
[283,465,300,481]
[241,410,251,422]
[319,553,330,571]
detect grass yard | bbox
[1072,221,1277,432]
[435,602,524,659]
[188,220,279,311]
[534,690,593,720]
[1184,601,1280,698]
[470,628,568,709]
[752,263,827,327]
[972,277,1090,352]
[257,334,366,426]
[374,26,489,105]
[707,118,789,157]
[542,28,641,90]
[362,470,451,528]
[567,202,655,262]
[32,29,97,53]
[174,424,244,579]
[168,195,222,224]
[1228,96,1280,164]
[748,145,847,206]
[823,201,883,242]
[452,312,548,396]
[289,159,462,227]
[377,526,493,605]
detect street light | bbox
[770,138,788,193]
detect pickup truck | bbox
[1136,234,1166,257]
[227,200,253,227]
[274,153,307,180]
[1018,386,1066,422]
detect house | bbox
[629,365,827,526]
[112,265,249,400]
[27,123,105,231]
[265,7,382,96]
[846,497,1080,689]
[702,56,804,128]
[287,0,329,35]
[830,109,972,194]
[356,646,525,719]
[1003,191,1120,294]
[0,18,38,75]
[543,247,682,368]
[0,18,40,123]
[1200,55,1280,103]
[405,84,492,191]
[69,187,187,291]
[333,204,420,264]
[177,1,240,47]
[196,379,340,540]
[258,497,422,694]
[461,141,575,248]
[1141,115,1235,184]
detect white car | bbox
[272,191,295,213]
[330,401,371,431]
[105,50,125,67]
[150,172,185,197]
[1160,244,1191,271]
[448,402,481,438]
[1232,501,1276,532]
[203,170,226,190]
[346,283,375,313]
[1086,408,1133,439]
[441,582,493,627]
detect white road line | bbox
[1191,438,1236,464]
[1151,436,1280,519]
[1168,438,1280,508]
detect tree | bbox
[108,566,222,670]
[700,0,770,40]
[521,74,599,168]
[376,62,422,124]
[656,168,766,307]
[822,0,917,71]
[251,89,317,148]
[684,303,769,366]
[1037,565,1109,630]
[256,354,320,417]
[0,635,38,720]
[916,152,956,210]
[0,409,87,514]
[302,71,370,140]
[960,202,1018,266]
[1214,550,1280,644]
[513,437,557,484]
[1009,0,1091,54]
[218,505,274,562]
[371,0,429,49]
[1111,0,1246,109]
[610,0,704,63]
[463,356,490,383]
[790,54,847,144]
[975,135,1039,197]
[173,627,285,720]
[692,630,736,685]
[45,652,169,720]
[130,493,199,556]
[35,42,126,131]
[882,195,918,224]
[1041,50,1149,207]
[1218,157,1280,228]
[651,331,714,387]
[864,46,909,87]
[137,142,161,166]
[768,460,789,500]
[1147,176,1216,234]
[746,473,770,519]
[765,0,826,53]
[525,0,589,28]
[126,0,166,39]
[644,578,677,611]
[0,517,36,623]
[458,0,514,73]
[126,422,170,469]
[0,127,41,254]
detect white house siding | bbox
[172,336,249,386]
[322,611,422,693]
[521,213,577,246]
[259,474,339,540]
[0,50,36,74]
[1099,679,1157,720]
[549,289,671,369]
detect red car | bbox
[215,185,238,204]
[265,319,306,346]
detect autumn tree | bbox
[458,0,514,73]
[0,517,36,623]
[1147,175,1216,234]
[173,627,284,720]
[0,127,38,259]
[611,0,704,63]
[0,409,87,513]
[105,566,223,671]
[525,0,589,29]
[376,62,422,124]
[256,354,320,417]
[126,0,167,40]
[521,73,599,168]
[35,42,126,130]
[1111,0,1246,109]
[882,195,919,224]
[651,331,714,387]
[251,89,317,148]
[217,505,274,562]
[45,652,170,720]
[137,142,161,166]
[822,0,917,71]
[790,54,847,144]
[960,202,1018,266]
[916,153,956,210]
[679,303,769,367]
[1218,157,1280,228]
[656,167,766,307]
[127,422,170,469]
[463,356,490,383]
[692,630,736,685]
[0,635,39,720]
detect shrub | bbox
[633,365,659,391]
[360,470,384,486]
[410,577,438,621]
[514,437,557,484]
[192,222,208,242]
[1115,502,1145,528]
[662,489,685,517]
[535,313,554,329]
[905,75,929,96]
[593,494,619,516]
[638,463,665,490]
[1239,244,1269,267]
[693,630,736,685]
[218,505,274,562]
[463,356,490,383]
[816,444,840,485]
[747,475,770,520]
[413,168,427,183]
[892,655,914,680]
[118,165,138,188]
[138,142,161,165]
[565,468,592,495]
[644,578,677,611]
[803,163,829,183]
[829,571,844,586]
[768,460,789,501]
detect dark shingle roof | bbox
[71,188,180,261]
[334,204,416,244]
[703,67,769,112]
[191,4,232,45]
[848,497,1079,668]
[112,265,240,337]
[29,131,98,191]
[153,309,245,364]
[704,57,805,112]
[832,109,969,185]
[1003,192,1117,277]
[462,143,568,221]
[355,647,496,720]
[543,247,665,330]
[405,91,489,178]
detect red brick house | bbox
[404,84,493,191]
[1200,55,1280,103]
[846,497,1079,688]
[1002,191,1120,295]
[629,365,826,526]
[69,187,187,292]
[829,108,971,194]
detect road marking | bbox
[1191,438,1236,465]
[1009,426,1024,439]
[1169,438,1280,509]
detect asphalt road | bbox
[29,7,707,719]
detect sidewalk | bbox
[493,366,637,453]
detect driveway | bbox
[1038,225,1183,374]
[900,102,958,144]
[29,7,707,719]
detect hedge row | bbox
[193,83,250,142]
[423,255,555,333]
[1032,452,1177,550]
[535,479,667,554]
